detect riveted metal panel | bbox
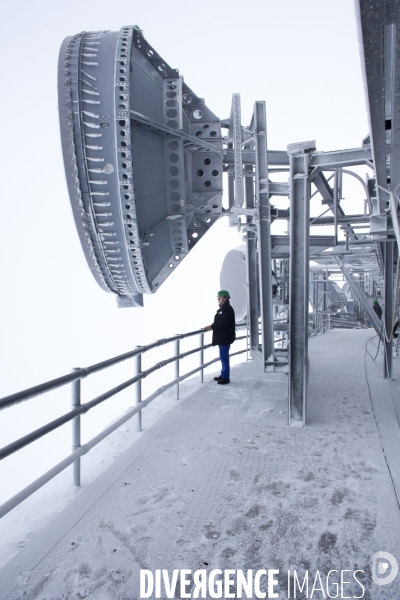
[59,25,223,306]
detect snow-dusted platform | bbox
[1,329,400,599]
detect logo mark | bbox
[372,552,398,586]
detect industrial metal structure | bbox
[58,0,400,425]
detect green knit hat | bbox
[217,290,230,297]
[373,300,379,304]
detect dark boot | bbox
[214,376,222,381]
[217,378,230,385]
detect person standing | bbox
[204,290,236,385]
[372,299,382,320]
[271,270,278,298]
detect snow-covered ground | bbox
[1,329,400,599]
[0,372,200,571]
[0,343,249,572]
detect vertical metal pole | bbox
[245,163,259,354]
[245,319,248,360]
[312,273,317,313]
[134,350,142,432]
[333,170,338,244]
[175,339,180,399]
[319,277,324,312]
[199,333,204,383]
[71,368,81,487]
[287,141,314,425]
[384,241,394,379]
[229,93,244,226]
[254,101,274,369]
[323,270,328,312]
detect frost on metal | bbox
[58,26,223,307]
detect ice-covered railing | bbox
[308,312,331,336]
[0,327,247,519]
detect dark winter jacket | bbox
[372,303,382,319]
[393,319,399,339]
[272,270,278,298]
[211,300,236,346]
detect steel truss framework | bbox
[220,0,400,423]
[59,0,400,425]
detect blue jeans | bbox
[219,345,230,379]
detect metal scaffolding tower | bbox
[58,0,400,426]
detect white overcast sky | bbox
[0,1,369,498]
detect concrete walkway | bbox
[1,329,400,599]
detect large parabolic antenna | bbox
[58,26,223,307]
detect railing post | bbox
[199,332,204,383]
[134,349,142,432]
[71,368,81,487]
[246,318,249,361]
[175,338,180,399]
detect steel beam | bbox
[309,146,373,169]
[245,164,259,353]
[223,149,289,166]
[357,2,390,195]
[312,171,361,242]
[311,215,370,225]
[323,270,328,312]
[254,102,274,368]
[384,241,394,379]
[268,182,290,196]
[224,146,373,169]
[287,141,314,424]
[334,256,383,338]
[130,111,223,155]
[312,171,334,203]
[229,94,244,226]
[272,235,336,247]
[357,1,400,233]
[228,166,235,211]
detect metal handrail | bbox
[308,312,331,336]
[0,329,207,411]
[0,336,246,461]
[0,326,247,519]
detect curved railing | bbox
[0,327,247,519]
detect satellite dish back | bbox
[58,26,223,307]
[220,246,248,323]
